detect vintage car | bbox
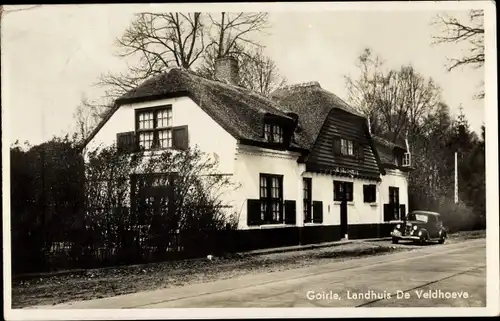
[390,210,447,245]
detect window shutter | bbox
[357,144,364,160]
[284,200,296,225]
[333,138,341,155]
[383,204,392,222]
[371,185,377,202]
[312,201,323,223]
[172,126,189,150]
[363,185,369,203]
[247,199,262,226]
[346,183,353,202]
[117,131,136,152]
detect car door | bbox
[426,215,438,238]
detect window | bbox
[341,139,354,156]
[136,106,173,150]
[260,174,284,224]
[131,173,177,224]
[334,181,353,202]
[403,152,411,167]
[393,151,403,166]
[333,137,362,158]
[389,187,400,204]
[303,178,312,223]
[264,123,284,143]
[363,184,377,203]
[389,187,400,220]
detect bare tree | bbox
[205,12,269,59]
[345,48,441,140]
[431,10,484,99]
[238,47,287,96]
[73,95,105,142]
[85,12,275,125]
[117,12,205,73]
[196,12,270,76]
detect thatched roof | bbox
[372,134,407,165]
[269,82,365,149]
[82,68,307,150]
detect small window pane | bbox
[158,129,172,148]
[139,132,154,149]
[264,124,272,141]
[260,202,267,220]
[157,108,172,128]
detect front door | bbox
[132,174,175,227]
[334,181,353,239]
[389,187,400,220]
[340,198,348,237]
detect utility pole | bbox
[454,152,458,203]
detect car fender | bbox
[419,228,429,239]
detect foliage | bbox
[345,48,485,231]
[436,197,476,233]
[10,132,239,273]
[10,135,85,273]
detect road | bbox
[34,238,486,308]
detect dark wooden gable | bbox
[305,108,381,180]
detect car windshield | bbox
[406,213,429,223]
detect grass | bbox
[11,229,484,309]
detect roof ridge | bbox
[277,81,322,91]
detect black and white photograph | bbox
[1,1,498,319]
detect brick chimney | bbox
[215,56,239,86]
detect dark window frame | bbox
[334,180,354,202]
[303,177,312,223]
[135,105,173,150]
[340,138,354,156]
[333,136,364,160]
[259,173,284,224]
[263,122,284,144]
[363,184,377,203]
[393,150,404,167]
[389,186,400,220]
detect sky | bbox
[1,3,489,146]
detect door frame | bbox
[334,180,352,239]
[388,186,400,220]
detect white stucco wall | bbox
[380,168,409,220]
[232,144,303,230]
[301,173,382,226]
[84,96,238,175]
[232,145,385,230]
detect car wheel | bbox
[392,237,399,244]
[419,235,427,246]
[438,236,446,244]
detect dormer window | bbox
[334,137,362,158]
[264,123,283,143]
[403,152,411,167]
[341,139,354,156]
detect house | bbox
[371,134,414,223]
[82,56,413,251]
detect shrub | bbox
[435,196,475,233]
